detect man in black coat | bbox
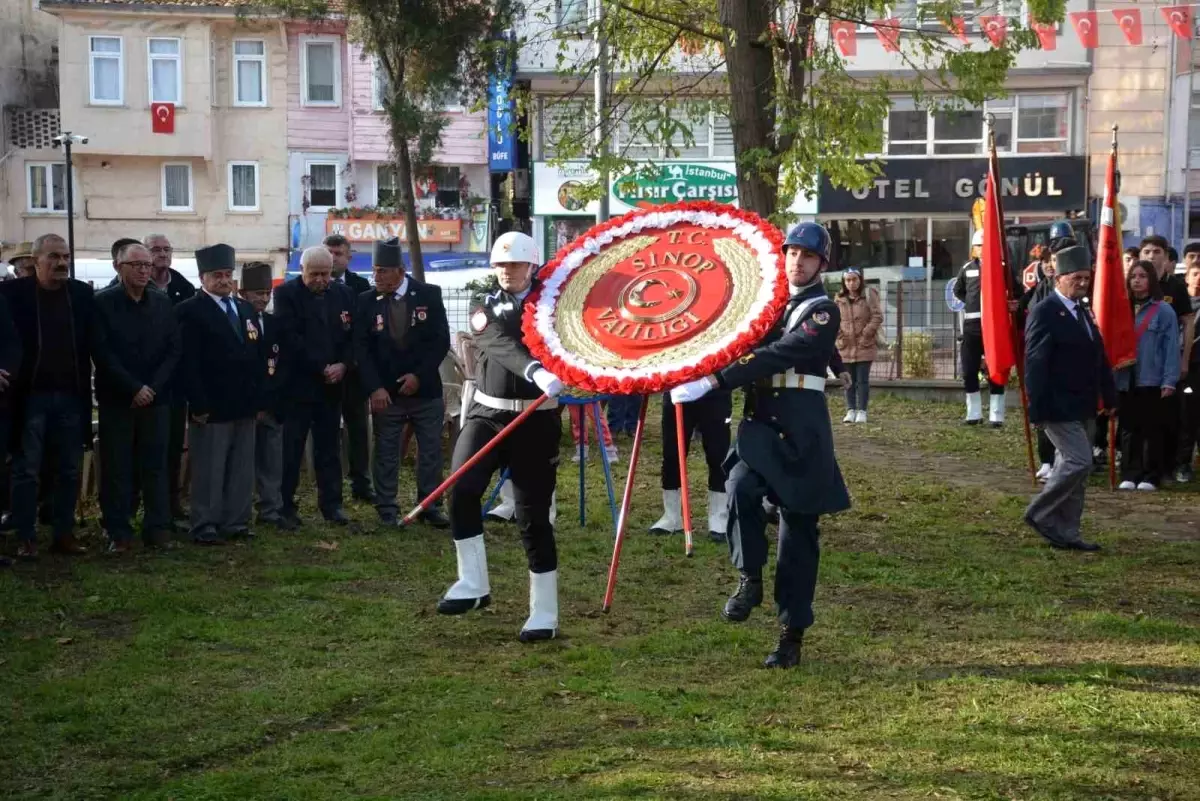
[325,234,373,502]
[240,262,288,528]
[1023,245,1117,552]
[0,233,98,558]
[353,237,450,527]
[274,245,357,526]
[93,242,182,551]
[175,244,264,544]
[0,292,21,564]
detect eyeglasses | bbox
[120,261,153,271]
[149,247,172,254]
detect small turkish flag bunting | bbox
[831,20,857,56]
[1161,5,1194,40]
[874,18,901,52]
[1068,10,1099,48]
[151,102,175,134]
[1112,8,1143,45]
[947,16,968,44]
[1030,16,1057,51]
[979,15,1007,47]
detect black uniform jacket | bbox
[1025,292,1117,425]
[253,309,288,420]
[715,281,851,516]
[353,278,449,401]
[0,276,97,449]
[953,258,983,332]
[337,271,371,295]
[92,285,181,408]
[466,282,548,422]
[0,294,22,416]
[272,277,356,404]
[175,291,265,423]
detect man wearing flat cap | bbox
[353,237,450,527]
[240,262,288,528]
[1023,245,1117,553]
[6,242,35,279]
[175,243,264,545]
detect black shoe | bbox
[989,421,1003,429]
[256,514,285,527]
[518,627,557,643]
[277,513,301,532]
[193,530,226,546]
[377,513,399,527]
[436,594,492,615]
[224,527,254,541]
[352,489,375,504]
[1050,539,1102,552]
[418,508,450,529]
[709,529,727,544]
[763,625,803,668]
[964,419,981,426]
[722,572,763,622]
[324,509,350,526]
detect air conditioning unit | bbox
[513,168,530,199]
[1119,196,1140,233]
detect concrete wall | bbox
[0,0,58,112]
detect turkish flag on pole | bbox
[1093,138,1138,370]
[980,159,1016,388]
[831,20,857,56]
[874,18,901,52]
[151,102,175,134]
[1030,17,1057,51]
[1068,10,1100,48]
[1112,8,1144,46]
[980,15,1008,47]
[1161,5,1194,40]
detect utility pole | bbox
[52,132,88,279]
[594,0,610,223]
[1185,31,1197,247]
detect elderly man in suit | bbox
[274,245,357,526]
[175,244,264,545]
[1023,245,1118,552]
[325,234,373,502]
[239,262,287,528]
[353,237,451,528]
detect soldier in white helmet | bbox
[437,231,567,642]
[953,229,1007,427]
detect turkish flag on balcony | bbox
[874,18,901,52]
[831,20,857,56]
[1112,8,1143,45]
[1030,17,1057,51]
[980,15,1008,47]
[151,102,175,134]
[1161,5,1194,40]
[1068,10,1099,48]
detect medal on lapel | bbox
[375,313,385,332]
[340,310,351,331]
[267,357,276,376]
[416,305,428,322]
[245,318,259,341]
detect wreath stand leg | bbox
[675,403,694,558]
[578,407,587,525]
[480,468,509,522]
[591,400,618,533]
[602,395,649,613]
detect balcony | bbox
[5,108,61,150]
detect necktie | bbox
[1075,304,1091,339]
[223,297,242,340]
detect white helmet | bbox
[490,231,540,265]
[971,230,985,247]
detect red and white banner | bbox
[831,20,857,56]
[874,18,901,52]
[1068,10,1100,48]
[980,15,1008,46]
[1161,5,1194,39]
[947,16,968,43]
[1113,8,1144,45]
[1030,17,1057,50]
[151,102,174,135]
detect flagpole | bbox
[1108,125,1120,492]
[987,116,1038,488]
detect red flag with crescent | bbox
[1068,10,1099,48]
[1161,5,1194,40]
[831,20,857,56]
[1093,144,1137,370]
[980,161,1016,387]
[980,15,1008,47]
[946,16,968,43]
[1030,16,1057,51]
[874,18,901,52]
[1112,8,1143,45]
[151,102,175,134]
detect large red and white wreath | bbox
[523,200,788,395]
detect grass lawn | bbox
[2,396,1198,800]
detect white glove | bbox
[670,377,715,404]
[531,368,564,398]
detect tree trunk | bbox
[396,142,425,283]
[717,0,779,217]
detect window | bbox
[712,112,734,158]
[234,40,266,106]
[881,93,1069,156]
[827,218,925,272]
[26,163,67,213]
[89,36,123,105]
[886,98,927,155]
[301,39,340,106]
[306,162,338,209]
[228,162,260,211]
[1015,94,1068,153]
[1189,93,1200,166]
[556,0,588,31]
[932,107,982,155]
[540,98,594,159]
[373,58,391,110]
[377,164,398,206]
[162,163,193,211]
[148,38,182,104]
[434,166,461,207]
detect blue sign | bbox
[487,61,515,173]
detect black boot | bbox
[722,572,763,622]
[763,625,803,669]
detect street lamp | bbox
[50,132,88,279]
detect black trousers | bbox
[1178,371,1200,469]
[167,402,187,514]
[660,391,731,492]
[1119,387,1165,484]
[1161,388,1182,475]
[726,460,821,630]
[960,330,1006,394]
[341,377,371,495]
[99,404,170,542]
[282,399,343,517]
[449,410,561,573]
[1037,429,1056,465]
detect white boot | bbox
[519,569,558,642]
[988,393,1006,427]
[964,392,982,424]
[707,490,729,541]
[650,489,683,534]
[604,445,620,464]
[842,409,856,423]
[436,535,491,614]
[855,409,867,424]
[485,480,515,522]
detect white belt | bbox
[473,390,559,412]
[769,370,826,391]
[964,312,982,320]
[965,269,979,278]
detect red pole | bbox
[602,395,649,613]
[400,394,550,526]
[674,402,694,558]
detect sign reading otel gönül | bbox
[817,156,1086,215]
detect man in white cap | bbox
[436,231,566,643]
[953,229,1007,427]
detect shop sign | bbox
[324,217,463,244]
[817,155,1086,215]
